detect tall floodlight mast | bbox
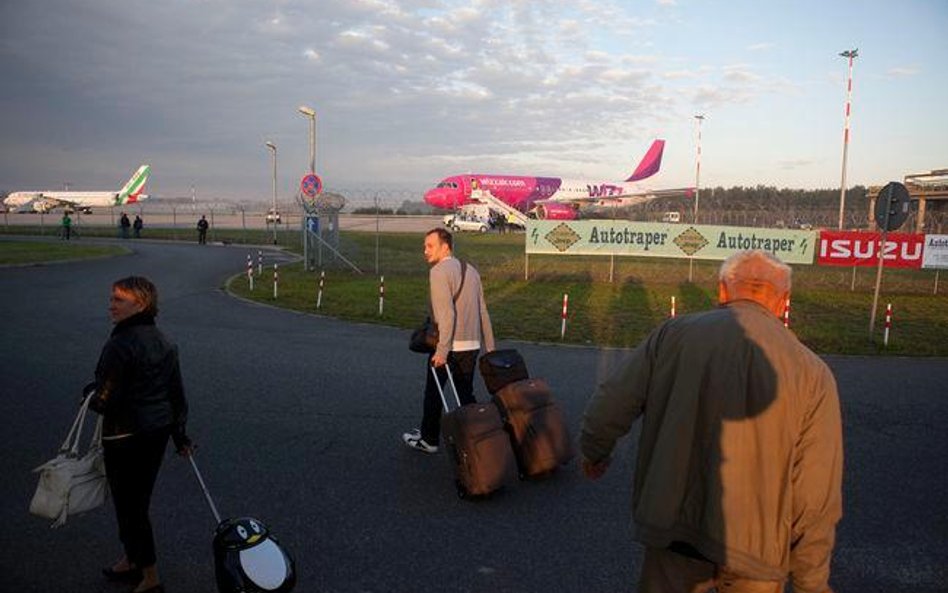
[694,114,705,224]
[837,48,858,230]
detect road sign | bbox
[874,181,910,231]
[301,174,323,198]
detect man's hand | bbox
[581,457,610,480]
[431,354,447,368]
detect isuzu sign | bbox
[817,230,924,268]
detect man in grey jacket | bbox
[403,228,496,454]
[581,250,842,593]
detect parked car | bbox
[266,209,281,223]
[443,213,491,233]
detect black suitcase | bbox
[189,457,296,593]
[492,378,574,479]
[479,349,529,394]
[433,365,518,498]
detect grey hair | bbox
[718,250,792,294]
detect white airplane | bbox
[4,165,150,213]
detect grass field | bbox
[0,239,128,265]
[229,231,948,356]
[3,225,944,355]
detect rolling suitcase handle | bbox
[430,363,462,412]
[188,455,222,524]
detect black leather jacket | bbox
[89,312,189,448]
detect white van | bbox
[661,211,681,223]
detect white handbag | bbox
[30,394,109,528]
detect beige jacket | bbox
[581,300,843,593]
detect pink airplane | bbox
[423,139,692,220]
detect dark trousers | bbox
[421,350,478,444]
[103,427,169,568]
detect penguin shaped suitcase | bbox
[189,456,297,593]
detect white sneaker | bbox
[402,428,421,443]
[405,437,438,454]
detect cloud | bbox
[777,159,817,170]
[886,67,919,77]
[746,42,774,52]
[663,70,698,80]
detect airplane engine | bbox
[536,202,579,220]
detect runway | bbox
[1,239,946,592]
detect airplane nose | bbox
[424,189,446,209]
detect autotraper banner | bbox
[525,220,816,264]
[921,235,948,269]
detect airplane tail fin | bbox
[625,140,664,182]
[117,165,150,204]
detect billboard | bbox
[526,220,816,264]
[922,235,948,270]
[817,231,925,269]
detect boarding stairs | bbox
[469,189,529,227]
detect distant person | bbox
[196,215,209,245]
[61,212,72,240]
[119,212,131,239]
[506,211,519,231]
[580,250,843,593]
[89,276,192,593]
[402,228,495,453]
[133,215,143,239]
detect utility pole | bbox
[265,141,278,244]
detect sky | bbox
[0,0,945,206]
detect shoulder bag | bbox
[29,393,109,528]
[409,260,467,353]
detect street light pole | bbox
[265,141,277,244]
[837,48,858,230]
[298,105,316,174]
[694,114,705,224]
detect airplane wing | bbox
[36,195,83,211]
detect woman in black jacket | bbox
[90,276,191,593]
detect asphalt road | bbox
[1,240,946,593]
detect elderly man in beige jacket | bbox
[581,250,843,593]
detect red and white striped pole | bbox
[883,302,892,346]
[783,297,791,328]
[247,254,254,291]
[560,293,569,339]
[273,263,278,299]
[693,114,704,224]
[316,270,324,310]
[257,250,263,276]
[379,276,385,316]
[837,49,858,230]
[670,296,677,318]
